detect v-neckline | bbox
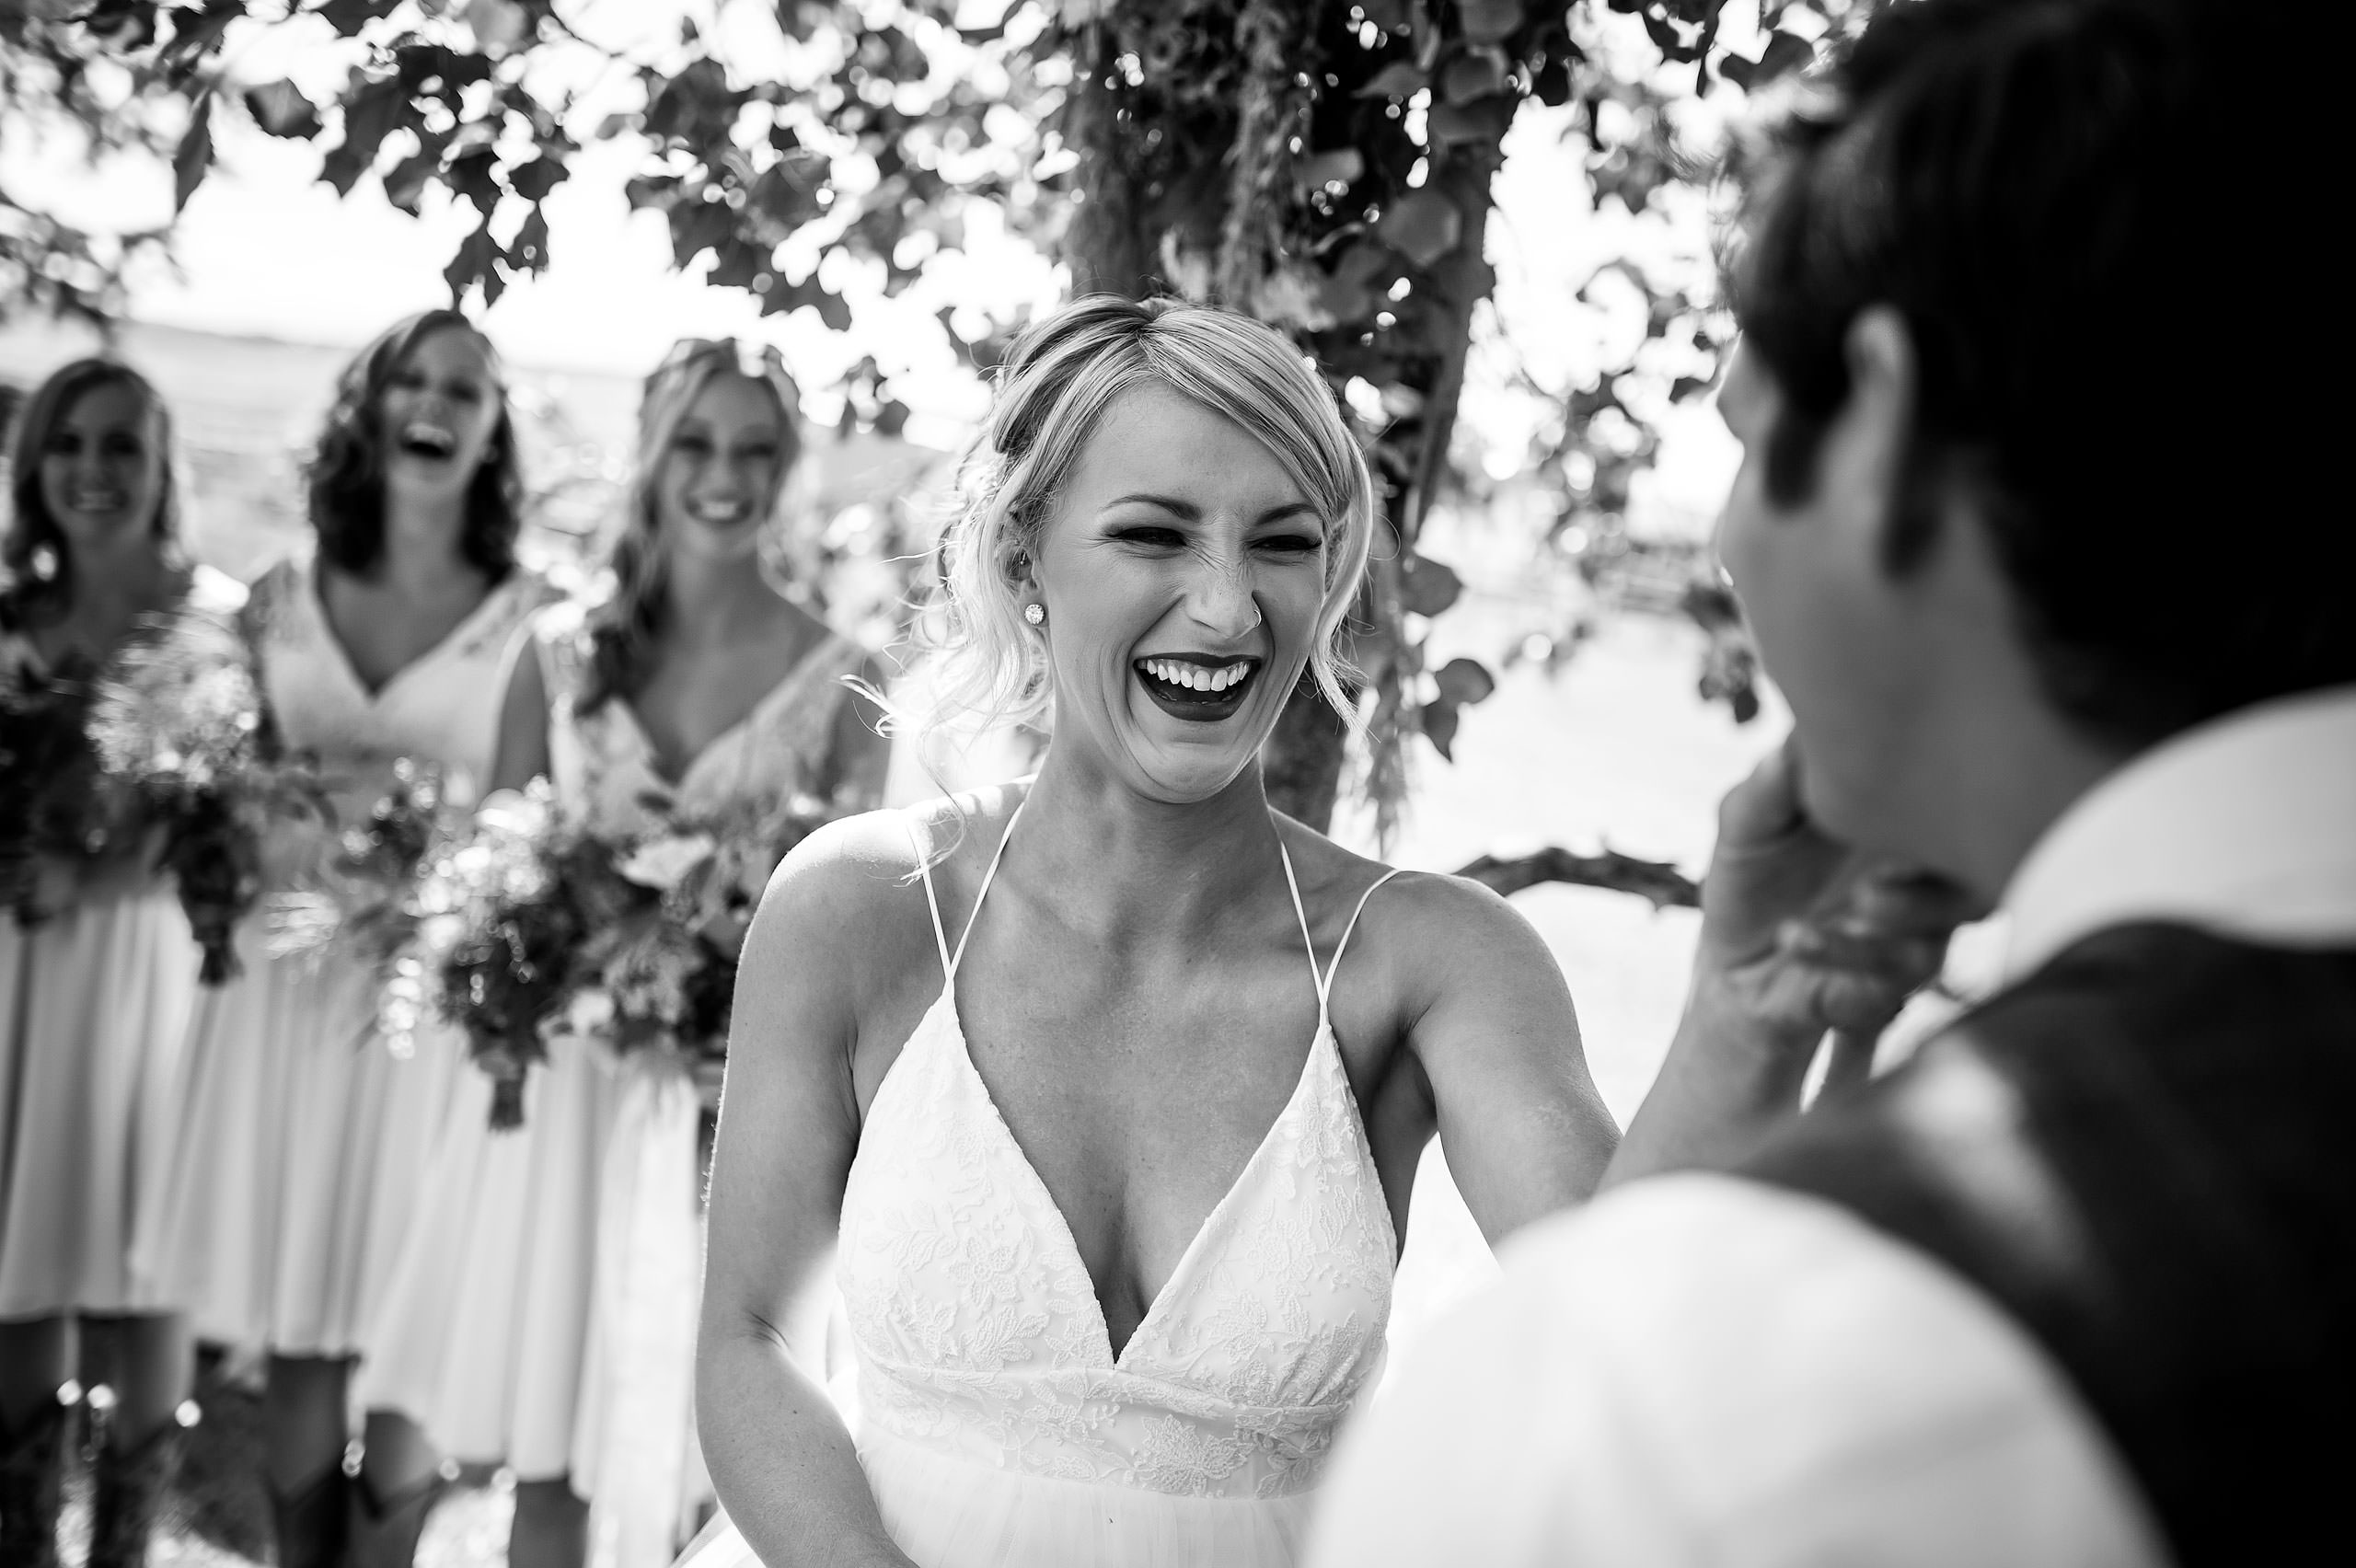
[609,632,839,790]
[307,563,518,703]
[933,985,1332,1371]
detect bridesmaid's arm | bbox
[1394,877,1623,1242]
[699,821,918,1568]
[485,638,549,794]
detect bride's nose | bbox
[1182,548,1261,641]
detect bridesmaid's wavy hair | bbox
[917,295,1375,742]
[306,308,523,581]
[577,338,805,713]
[2,359,181,632]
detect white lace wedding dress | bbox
[688,811,1401,1568]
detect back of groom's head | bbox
[1723,0,2341,755]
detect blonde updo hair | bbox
[582,337,804,712]
[919,295,1375,742]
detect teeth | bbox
[1140,659,1252,693]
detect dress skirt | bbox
[0,886,199,1320]
[356,1032,613,1481]
[676,1433,1317,1568]
[129,917,459,1356]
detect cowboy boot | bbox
[0,1396,68,1568]
[87,1408,195,1568]
[346,1466,447,1568]
[269,1463,349,1568]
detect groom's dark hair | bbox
[1727,0,2342,744]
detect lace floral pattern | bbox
[837,957,1396,1503]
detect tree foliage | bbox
[1,0,1848,886]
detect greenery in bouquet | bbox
[88,608,323,982]
[421,784,605,1130]
[431,784,852,1129]
[0,657,116,922]
[265,757,462,980]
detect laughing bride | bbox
[687,296,1934,1568]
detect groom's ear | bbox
[1824,306,1925,575]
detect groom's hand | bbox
[1697,738,1976,1055]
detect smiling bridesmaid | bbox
[0,360,241,1568]
[356,336,887,1568]
[129,310,549,1568]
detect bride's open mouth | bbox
[397,421,456,461]
[1133,654,1261,723]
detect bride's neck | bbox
[1013,749,1288,941]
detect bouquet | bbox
[429,786,851,1129]
[88,609,325,982]
[0,655,114,921]
[265,756,460,977]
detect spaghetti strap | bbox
[1277,842,1404,1017]
[1276,842,1320,990]
[908,815,954,979]
[947,801,1024,983]
[1321,868,1404,1010]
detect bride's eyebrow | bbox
[1102,492,1197,516]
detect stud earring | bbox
[1023,602,1046,628]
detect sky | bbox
[1,0,1742,515]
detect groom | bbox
[1310,0,2347,1562]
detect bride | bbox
[691,296,1940,1568]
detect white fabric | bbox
[130,558,545,1355]
[359,609,862,1545]
[2002,684,2356,981]
[0,891,198,1320]
[1310,690,2356,1568]
[686,814,1400,1568]
[1307,1175,2165,1568]
[0,567,236,1320]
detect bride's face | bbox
[1028,383,1329,804]
[657,372,790,565]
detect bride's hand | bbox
[1695,738,1977,1061]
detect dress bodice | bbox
[245,558,545,799]
[836,813,1399,1503]
[538,606,864,835]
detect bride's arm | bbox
[1389,877,1623,1241]
[698,824,918,1568]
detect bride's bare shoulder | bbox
[1271,813,1553,974]
[749,783,1031,966]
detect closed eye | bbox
[1254,533,1321,555]
[1108,525,1187,548]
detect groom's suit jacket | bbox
[1746,924,2354,1565]
[1307,686,2356,1568]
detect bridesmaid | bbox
[128,310,549,1568]
[0,360,236,1568]
[358,335,886,1568]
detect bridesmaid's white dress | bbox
[0,567,243,1321]
[358,607,865,1548]
[129,558,545,1355]
[686,812,1401,1568]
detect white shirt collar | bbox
[2001,685,2356,982]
